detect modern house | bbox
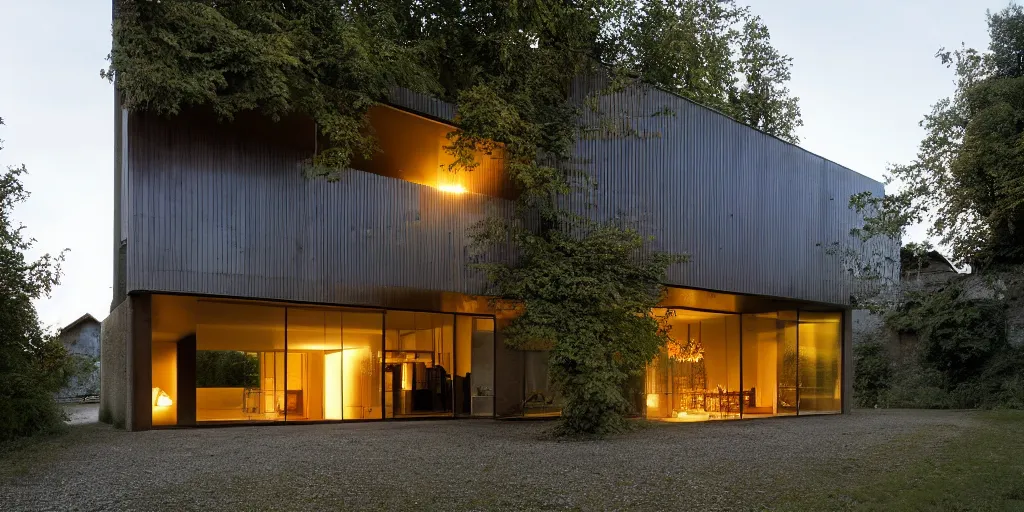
[100,76,893,430]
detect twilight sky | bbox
[0,0,1006,328]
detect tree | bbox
[0,117,71,442]
[859,5,1024,267]
[106,0,800,435]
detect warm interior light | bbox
[152,387,173,407]
[437,184,467,194]
[646,394,659,408]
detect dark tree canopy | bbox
[108,0,800,435]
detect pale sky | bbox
[0,1,1005,328]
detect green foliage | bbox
[108,0,800,436]
[0,118,72,442]
[866,280,1024,410]
[106,0,438,176]
[196,351,259,388]
[478,222,683,435]
[607,0,802,142]
[852,341,892,408]
[858,5,1024,266]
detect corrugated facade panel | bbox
[388,87,457,122]
[125,81,892,308]
[126,111,510,309]
[571,76,890,305]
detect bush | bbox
[853,341,892,408]
[874,280,1024,411]
[0,119,70,442]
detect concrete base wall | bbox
[100,294,153,431]
[100,299,130,428]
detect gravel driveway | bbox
[0,409,978,511]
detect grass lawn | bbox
[2,408,1023,510]
[778,410,1024,511]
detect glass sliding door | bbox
[384,311,454,418]
[776,311,799,416]
[342,311,383,420]
[740,313,781,418]
[454,316,496,418]
[284,308,342,422]
[470,317,495,417]
[797,311,842,414]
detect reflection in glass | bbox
[196,302,286,422]
[523,351,560,417]
[471,318,495,417]
[798,312,842,414]
[384,311,454,417]
[777,311,799,416]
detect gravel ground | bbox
[0,409,979,511]
[61,404,99,425]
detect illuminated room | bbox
[149,294,496,426]
[644,308,841,422]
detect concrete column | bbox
[127,294,152,431]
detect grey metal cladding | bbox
[125,110,511,308]
[125,82,890,308]
[570,76,891,305]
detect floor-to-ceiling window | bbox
[196,301,287,422]
[455,316,496,417]
[645,307,843,421]
[384,311,455,418]
[342,311,384,420]
[797,311,842,414]
[152,294,477,426]
[645,309,741,421]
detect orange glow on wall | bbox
[437,183,467,194]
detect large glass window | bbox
[342,311,383,419]
[285,308,341,421]
[797,312,842,414]
[454,316,496,417]
[523,351,560,417]
[777,311,799,416]
[151,294,497,425]
[384,311,454,418]
[740,314,780,418]
[196,301,287,422]
[645,309,740,421]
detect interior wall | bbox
[351,106,511,198]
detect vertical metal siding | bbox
[126,111,512,308]
[126,80,892,308]
[570,75,892,305]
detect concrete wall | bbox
[100,295,153,431]
[100,300,129,427]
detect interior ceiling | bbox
[656,308,732,322]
